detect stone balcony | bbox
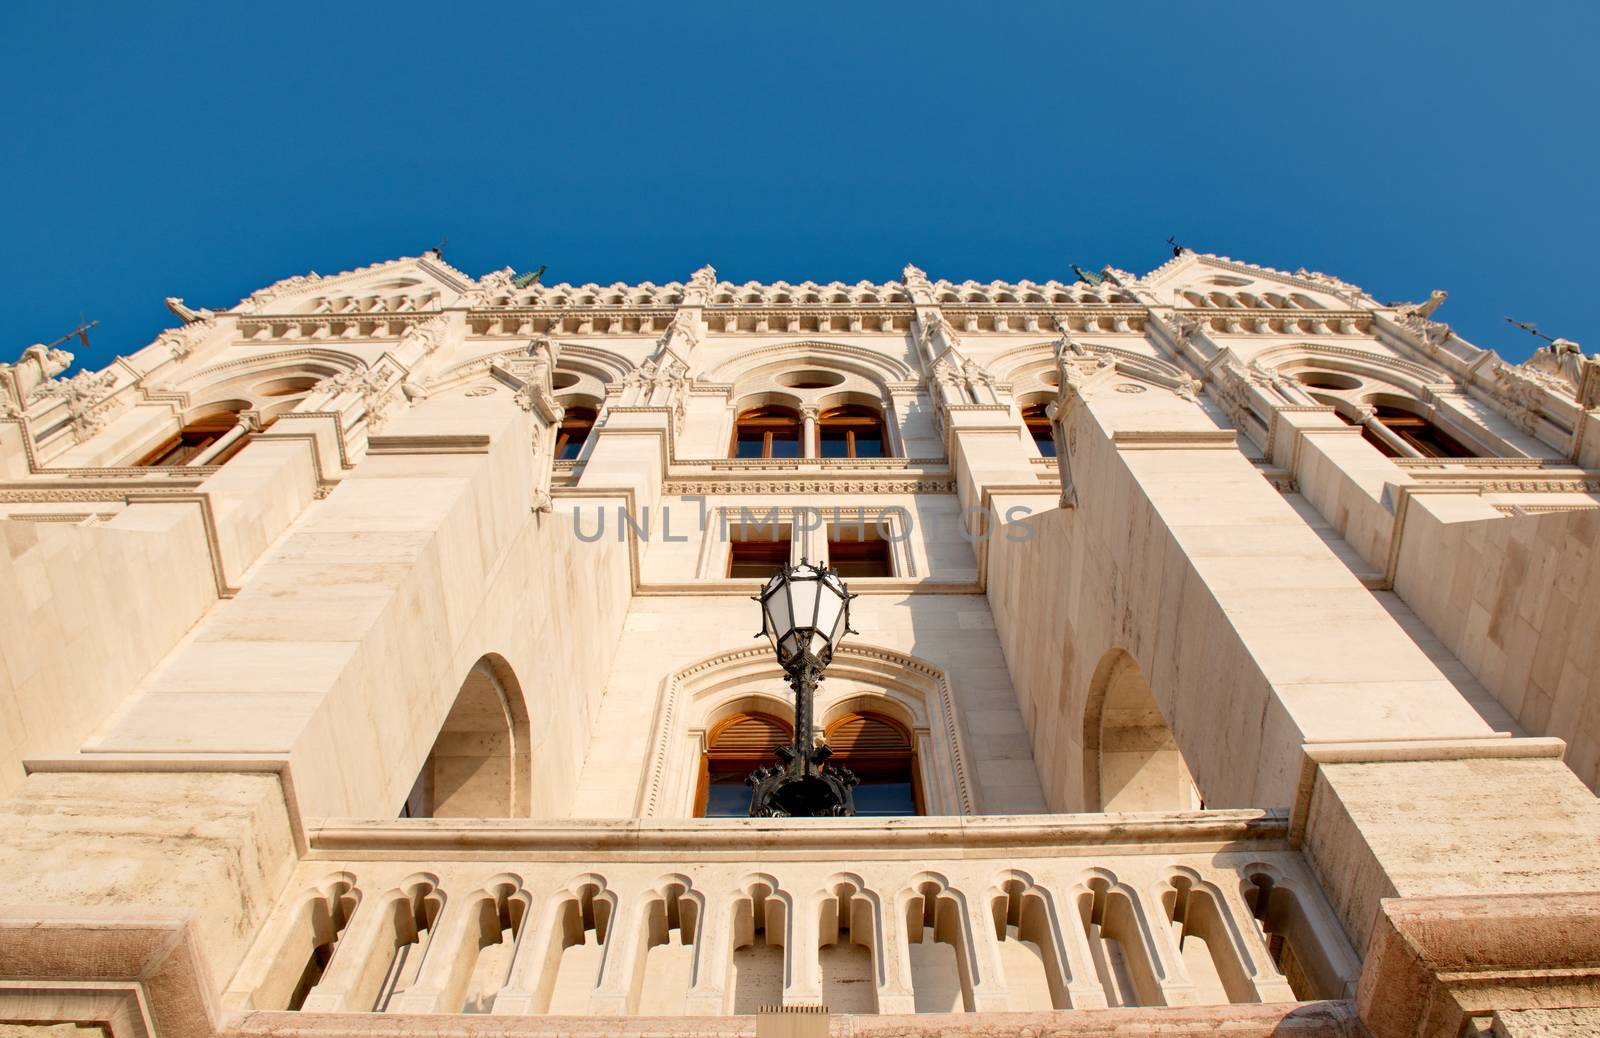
[224,811,1360,1029]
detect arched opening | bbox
[450,879,532,1013]
[1078,876,1161,1007]
[1082,651,1200,813]
[824,712,920,816]
[1332,403,1480,459]
[554,406,597,460]
[904,880,976,1013]
[1369,404,1477,458]
[1295,371,1362,391]
[818,881,879,1014]
[136,402,261,466]
[360,879,445,1012]
[817,404,887,459]
[257,877,359,1011]
[632,880,701,1015]
[729,880,789,1014]
[1021,403,1056,457]
[538,883,613,1014]
[991,877,1067,1010]
[731,405,801,459]
[697,712,792,818]
[1243,871,1345,1001]
[405,655,530,818]
[1160,873,1253,1005]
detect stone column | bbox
[801,405,818,459]
[685,897,732,1013]
[186,413,257,466]
[1353,406,1424,459]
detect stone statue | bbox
[1404,290,1448,320]
[1523,337,1587,395]
[164,297,214,324]
[1,343,74,409]
[687,265,717,297]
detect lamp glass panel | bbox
[763,583,793,649]
[786,577,821,637]
[812,592,844,653]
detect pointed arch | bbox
[640,644,975,818]
[405,653,531,818]
[706,340,914,387]
[1081,649,1200,813]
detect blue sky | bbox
[3,2,1595,371]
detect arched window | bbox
[1370,404,1477,458]
[1333,404,1479,459]
[554,407,597,460]
[1021,403,1055,457]
[817,405,887,459]
[697,712,791,817]
[826,712,919,816]
[136,407,259,467]
[731,405,801,459]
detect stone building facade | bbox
[1,251,1598,1037]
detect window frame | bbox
[696,712,793,817]
[816,404,889,459]
[824,711,923,816]
[1020,402,1056,458]
[731,405,803,460]
[554,406,598,461]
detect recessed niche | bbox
[1296,371,1361,391]
[255,376,319,397]
[552,372,580,390]
[776,370,845,389]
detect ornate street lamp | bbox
[747,560,860,817]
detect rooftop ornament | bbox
[748,560,860,817]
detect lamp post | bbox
[748,559,860,817]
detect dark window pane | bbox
[735,429,767,458]
[729,538,791,579]
[853,781,916,816]
[769,434,800,458]
[558,437,585,460]
[705,780,751,817]
[852,432,884,458]
[819,427,850,457]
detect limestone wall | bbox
[81,393,633,820]
[986,394,1498,813]
[1394,498,1600,791]
[0,504,217,799]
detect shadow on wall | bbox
[1082,649,1202,813]
[404,654,531,819]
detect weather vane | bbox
[1504,316,1560,345]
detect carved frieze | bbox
[662,479,956,496]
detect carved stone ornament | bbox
[164,297,215,325]
[398,311,452,356]
[462,267,517,308]
[37,368,119,442]
[1519,338,1589,398]
[236,272,323,314]
[685,264,717,300]
[315,363,405,432]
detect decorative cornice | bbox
[663,478,956,496]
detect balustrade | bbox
[226,812,1357,1021]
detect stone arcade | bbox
[1,252,1598,1037]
